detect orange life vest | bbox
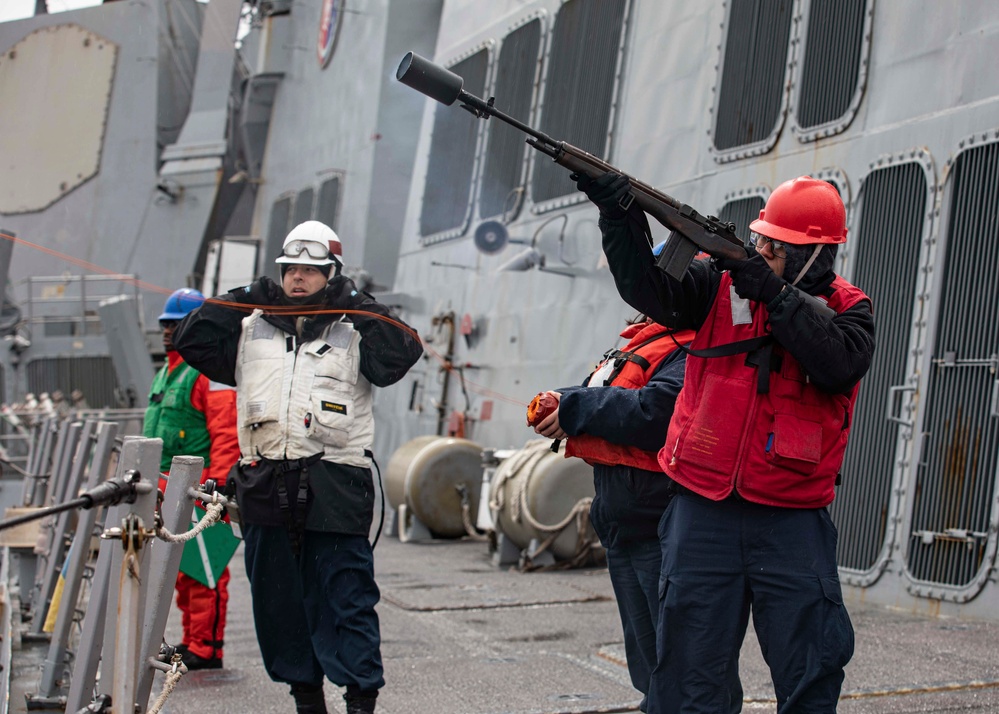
[661,274,870,508]
[566,323,694,471]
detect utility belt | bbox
[230,453,324,554]
[228,449,376,552]
[271,453,325,526]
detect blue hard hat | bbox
[652,240,666,256]
[159,288,205,321]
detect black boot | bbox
[290,683,328,714]
[343,687,377,714]
[180,649,223,670]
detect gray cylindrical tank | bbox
[490,440,596,560]
[385,435,483,538]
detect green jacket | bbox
[144,361,211,472]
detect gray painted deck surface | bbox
[14,534,998,714]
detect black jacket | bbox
[556,349,686,548]
[598,211,875,395]
[173,276,424,390]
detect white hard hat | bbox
[275,221,342,266]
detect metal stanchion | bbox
[29,422,118,708]
[134,456,204,709]
[30,421,91,638]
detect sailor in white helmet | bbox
[174,220,423,714]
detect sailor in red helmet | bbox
[575,173,874,714]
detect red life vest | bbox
[566,323,694,471]
[660,274,870,508]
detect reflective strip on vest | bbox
[565,325,694,472]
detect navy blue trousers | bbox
[606,539,662,712]
[590,467,675,711]
[649,493,854,714]
[242,525,384,691]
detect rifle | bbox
[396,51,745,282]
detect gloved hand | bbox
[711,245,752,271]
[325,275,365,309]
[239,276,280,305]
[570,171,632,219]
[717,251,786,304]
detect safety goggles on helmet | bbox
[749,231,786,258]
[282,239,330,261]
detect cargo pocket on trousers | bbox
[819,575,855,669]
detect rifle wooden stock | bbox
[550,144,835,317]
[550,143,747,280]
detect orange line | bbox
[0,231,530,410]
[0,230,173,296]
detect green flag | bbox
[178,505,240,587]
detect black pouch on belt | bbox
[233,460,287,527]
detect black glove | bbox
[712,245,752,271]
[570,171,632,219]
[239,276,280,305]
[326,275,365,309]
[718,251,786,305]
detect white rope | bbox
[520,493,593,535]
[147,662,186,714]
[460,498,491,542]
[156,498,225,543]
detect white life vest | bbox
[234,310,373,468]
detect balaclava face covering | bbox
[782,243,838,294]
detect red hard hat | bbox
[750,176,847,245]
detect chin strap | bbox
[790,244,824,286]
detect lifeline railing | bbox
[0,420,231,714]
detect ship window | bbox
[531,0,628,206]
[907,140,999,589]
[830,161,928,574]
[419,50,489,239]
[293,188,314,226]
[27,356,120,409]
[266,196,292,265]
[316,176,342,231]
[712,0,794,156]
[795,0,871,138]
[717,196,765,248]
[479,18,542,222]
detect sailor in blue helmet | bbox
[144,288,240,670]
